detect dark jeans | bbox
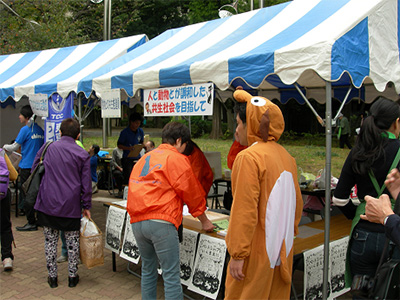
[19,168,36,224]
[1,189,14,260]
[350,227,400,279]
[339,134,352,149]
[121,158,136,185]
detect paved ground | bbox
[1,190,219,300]
[0,190,160,300]
[1,188,352,300]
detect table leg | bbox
[112,252,116,272]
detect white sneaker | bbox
[56,255,67,263]
[3,258,13,271]
[92,185,98,194]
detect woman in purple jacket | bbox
[33,118,91,288]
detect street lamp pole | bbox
[91,0,112,147]
[102,0,112,148]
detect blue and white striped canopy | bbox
[0,34,148,103]
[77,0,400,104]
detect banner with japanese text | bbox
[28,94,49,118]
[44,93,74,142]
[101,89,121,118]
[143,83,214,117]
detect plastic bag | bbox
[81,216,99,237]
[80,217,104,269]
[314,169,338,190]
[299,167,316,189]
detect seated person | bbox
[145,140,155,153]
[111,147,124,197]
[89,144,100,194]
[117,112,144,184]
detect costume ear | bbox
[233,89,252,103]
[260,109,270,142]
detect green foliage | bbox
[279,131,326,146]
[0,0,93,54]
[168,116,212,138]
[83,128,350,178]
[1,0,292,54]
[187,0,229,24]
[114,0,191,40]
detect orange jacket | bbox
[127,144,207,229]
[227,140,247,170]
[188,145,214,195]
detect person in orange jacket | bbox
[227,134,247,170]
[225,89,303,299]
[127,122,215,300]
[183,140,214,195]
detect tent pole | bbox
[333,85,352,122]
[78,94,83,143]
[294,83,324,125]
[322,82,332,300]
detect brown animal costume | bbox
[225,89,303,299]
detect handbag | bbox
[368,256,400,299]
[21,142,52,208]
[80,217,104,269]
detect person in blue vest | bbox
[3,105,44,231]
[117,112,144,185]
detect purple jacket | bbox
[33,136,91,218]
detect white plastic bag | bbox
[81,216,99,237]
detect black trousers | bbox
[20,168,36,224]
[121,158,136,185]
[112,169,124,192]
[18,168,31,210]
[339,134,352,149]
[1,189,14,260]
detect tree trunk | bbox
[209,99,223,139]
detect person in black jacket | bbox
[332,97,400,288]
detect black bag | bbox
[22,142,52,208]
[364,189,400,300]
[368,258,400,299]
[223,190,233,211]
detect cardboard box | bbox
[183,210,229,230]
[204,151,222,180]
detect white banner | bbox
[101,90,121,118]
[28,94,48,117]
[143,83,214,117]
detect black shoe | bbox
[48,276,58,288]
[68,275,79,288]
[16,223,37,231]
[18,209,25,216]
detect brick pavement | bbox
[0,190,164,300]
[1,189,342,300]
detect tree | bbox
[0,0,96,54]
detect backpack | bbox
[0,148,10,199]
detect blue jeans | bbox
[132,220,183,300]
[350,227,400,279]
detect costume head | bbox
[233,88,285,145]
